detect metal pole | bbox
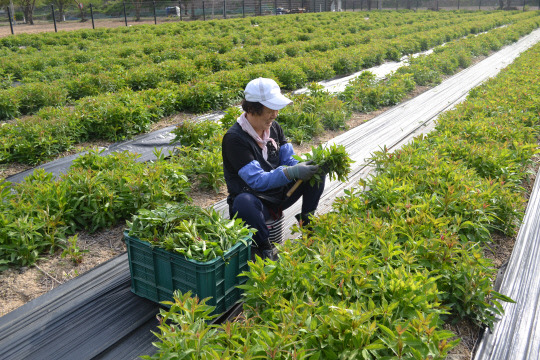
[152,1,157,24]
[179,0,183,20]
[416,0,418,10]
[223,0,226,18]
[324,0,326,11]
[479,0,481,9]
[436,0,438,10]
[289,0,292,11]
[275,0,277,13]
[123,1,128,26]
[396,0,398,9]
[7,7,14,35]
[353,0,355,11]
[90,4,95,29]
[522,0,526,10]
[259,0,262,15]
[242,0,245,17]
[458,0,460,9]
[203,1,206,20]
[51,4,57,32]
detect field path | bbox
[0,27,539,360]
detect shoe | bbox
[262,249,275,261]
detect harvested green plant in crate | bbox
[126,203,254,262]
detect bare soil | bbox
[0,19,167,38]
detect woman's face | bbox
[249,106,279,133]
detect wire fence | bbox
[1,0,539,36]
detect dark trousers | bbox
[231,177,325,250]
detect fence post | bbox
[478,0,481,9]
[259,0,262,15]
[51,4,58,32]
[90,4,95,29]
[152,1,157,24]
[179,0,183,20]
[203,1,206,20]
[242,0,245,17]
[324,0,327,11]
[344,0,346,11]
[223,0,226,18]
[123,1,128,26]
[275,0,277,13]
[457,0,460,9]
[7,7,14,35]
[289,0,292,11]
[416,0,418,10]
[396,0,398,9]
[522,0,525,10]
[436,0,438,10]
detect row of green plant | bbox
[0,150,191,268]
[0,10,510,75]
[1,13,538,166]
[144,36,540,360]
[1,11,528,122]
[339,14,540,112]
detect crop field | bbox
[1,9,540,359]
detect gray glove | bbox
[285,161,319,181]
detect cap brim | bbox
[260,93,293,110]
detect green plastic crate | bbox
[124,231,252,315]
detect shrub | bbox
[15,82,68,116]
[0,89,20,120]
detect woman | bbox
[222,77,326,260]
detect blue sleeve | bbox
[279,143,299,167]
[238,160,292,191]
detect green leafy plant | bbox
[126,203,253,262]
[295,143,354,186]
[171,119,223,147]
[61,234,88,264]
[219,106,243,130]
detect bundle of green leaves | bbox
[295,143,354,186]
[126,203,254,262]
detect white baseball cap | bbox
[244,77,293,110]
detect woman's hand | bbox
[284,161,319,181]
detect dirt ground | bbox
[0,18,175,38]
